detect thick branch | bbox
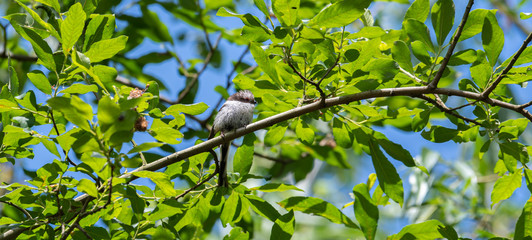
[482,31,532,97]
[73,85,532,204]
[428,0,475,89]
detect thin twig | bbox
[176,34,223,104]
[287,60,325,99]
[398,66,428,84]
[428,0,475,89]
[254,152,293,164]
[449,100,479,111]
[204,45,252,127]
[50,110,77,166]
[175,171,218,200]
[0,200,33,220]
[1,23,8,57]
[417,94,481,125]
[519,100,532,109]
[482,31,532,97]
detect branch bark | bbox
[72,85,532,204]
[429,0,475,89]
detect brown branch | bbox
[175,171,218,200]
[449,100,479,111]
[176,34,223,104]
[70,85,532,204]
[287,60,326,100]
[519,100,532,110]
[428,0,475,89]
[417,94,482,125]
[204,46,252,127]
[482,31,532,98]
[50,110,77,167]
[254,152,293,164]
[0,200,33,220]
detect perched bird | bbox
[208,90,256,187]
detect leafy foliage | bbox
[0,0,532,239]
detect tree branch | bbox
[428,0,475,89]
[71,85,532,204]
[417,94,481,125]
[482,31,532,97]
[176,34,223,104]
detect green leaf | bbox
[271,210,295,240]
[77,178,98,198]
[128,142,164,154]
[404,18,434,52]
[9,67,19,96]
[264,124,288,146]
[514,196,532,239]
[411,40,432,65]
[233,133,256,176]
[482,11,504,67]
[278,196,359,229]
[458,9,493,41]
[221,191,240,227]
[225,227,250,240]
[250,42,280,85]
[165,102,209,116]
[448,49,477,66]
[0,99,20,112]
[431,0,454,45]
[369,140,404,206]
[389,220,444,240]
[60,83,99,94]
[40,138,60,158]
[0,217,19,225]
[499,142,529,173]
[245,194,281,222]
[47,96,93,132]
[27,70,52,95]
[525,169,532,194]
[308,0,372,28]
[392,40,413,73]
[19,27,56,70]
[421,126,458,143]
[404,0,430,22]
[84,14,116,52]
[332,118,353,148]
[521,12,532,20]
[353,183,378,240]
[470,50,491,89]
[15,0,60,40]
[254,0,270,18]
[370,129,416,167]
[272,0,300,27]
[148,200,185,222]
[34,0,60,13]
[131,171,178,197]
[295,119,314,145]
[491,172,522,207]
[61,3,86,54]
[250,183,303,192]
[84,36,128,63]
[150,119,183,144]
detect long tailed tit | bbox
[208,90,256,187]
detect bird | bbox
[208,90,256,187]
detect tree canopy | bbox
[1,0,532,239]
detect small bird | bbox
[208,90,256,187]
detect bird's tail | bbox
[218,142,230,187]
